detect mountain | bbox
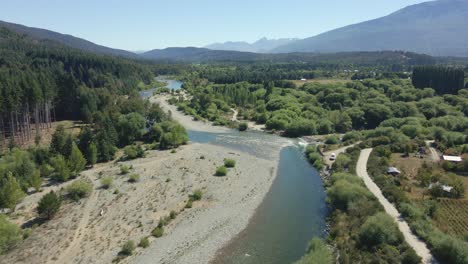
[140,47,264,62]
[205,37,298,53]
[140,47,438,66]
[0,20,138,58]
[273,0,468,57]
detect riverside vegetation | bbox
[169,63,467,263]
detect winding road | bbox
[356,148,436,264]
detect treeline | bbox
[412,66,465,95]
[0,27,189,254]
[179,74,468,151]
[0,27,154,145]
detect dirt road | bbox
[356,148,436,264]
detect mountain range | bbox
[272,0,468,56]
[204,38,299,53]
[0,0,468,59]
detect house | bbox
[428,182,453,193]
[387,167,401,176]
[442,155,462,163]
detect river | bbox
[141,79,327,264]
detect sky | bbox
[0,0,429,51]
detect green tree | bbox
[37,191,62,220]
[87,143,98,166]
[0,172,26,210]
[116,112,146,146]
[50,125,67,155]
[68,143,86,176]
[0,215,23,254]
[49,155,70,182]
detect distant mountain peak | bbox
[204,37,299,53]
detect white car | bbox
[329,153,336,160]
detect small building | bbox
[300,78,307,81]
[387,167,401,176]
[442,155,462,163]
[428,182,453,193]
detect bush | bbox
[190,190,203,201]
[37,191,62,220]
[138,237,149,248]
[325,136,339,145]
[100,177,113,189]
[123,145,145,160]
[224,159,236,168]
[359,212,403,248]
[120,165,130,175]
[152,226,164,238]
[238,122,248,131]
[431,233,468,264]
[185,200,193,208]
[170,210,177,219]
[215,166,227,176]
[295,238,333,264]
[65,180,93,201]
[0,215,23,254]
[120,240,136,256]
[128,174,140,183]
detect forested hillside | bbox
[0,26,189,255]
[0,20,138,58]
[0,27,153,145]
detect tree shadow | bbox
[21,217,46,229]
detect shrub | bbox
[359,212,403,248]
[215,166,227,176]
[0,215,23,254]
[128,174,140,183]
[152,227,164,238]
[100,177,113,189]
[138,237,150,248]
[224,159,236,168]
[65,180,93,201]
[120,165,130,175]
[431,232,468,264]
[170,210,177,219]
[325,136,339,145]
[238,122,248,131]
[295,238,333,264]
[185,200,193,208]
[123,145,145,160]
[120,240,136,256]
[37,191,62,220]
[190,190,203,201]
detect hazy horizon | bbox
[0,0,428,51]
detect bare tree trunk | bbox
[34,104,40,140]
[0,116,5,148]
[10,111,15,144]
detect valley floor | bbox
[1,96,279,264]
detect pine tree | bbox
[68,143,86,176]
[37,191,61,220]
[0,172,26,211]
[87,143,97,166]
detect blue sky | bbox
[0,0,429,50]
